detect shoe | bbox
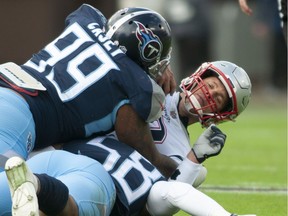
[5,156,39,216]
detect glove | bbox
[192,124,226,163]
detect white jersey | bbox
[150,92,191,164]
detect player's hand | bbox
[238,0,253,16]
[156,65,176,95]
[192,124,226,163]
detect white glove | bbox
[192,124,226,163]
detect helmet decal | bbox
[134,21,163,63]
[105,7,172,78]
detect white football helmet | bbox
[180,61,252,127]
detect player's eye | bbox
[208,83,214,89]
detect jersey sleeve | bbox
[112,57,166,124]
[131,78,165,123]
[65,4,107,29]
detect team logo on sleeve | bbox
[26,132,33,153]
[134,21,162,63]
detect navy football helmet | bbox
[105,7,172,79]
[180,61,252,127]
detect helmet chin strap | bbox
[184,94,203,117]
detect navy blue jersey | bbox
[0,4,164,148]
[63,136,164,216]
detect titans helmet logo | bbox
[134,21,163,63]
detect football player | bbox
[151,60,252,185]
[0,4,178,177]
[0,61,254,216]
[0,132,253,216]
[62,60,252,215]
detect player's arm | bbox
[115,104,178,178]
[170,124,226,184]
[191,124,226,163]
[155,65,176,95]
[238,0,253,16]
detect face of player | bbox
[179,76,229,119]
[194,76,229,113]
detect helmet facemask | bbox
[180,62,238,127]
[148,48,172,80]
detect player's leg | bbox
[4,155,78,216]
[2,150,116,216]
[146,181,255,216]
[27,150,116,216]
[0,170,13,216]
[0,87,36,172]
[41,151,116,216]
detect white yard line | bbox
[199,186,287,195]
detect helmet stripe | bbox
[106,10,160,38]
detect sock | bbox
[35,174,69,215]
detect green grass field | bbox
[176,92,287,216]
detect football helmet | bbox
[180,61,252,127]
[105,7,172,79]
